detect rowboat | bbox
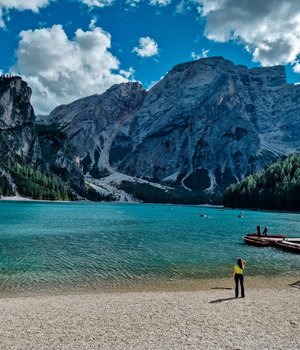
[284,238,300,244]
[243,233,285,247]
[274,239,300,254]
[243,236,270,247]
[246,233,286,239]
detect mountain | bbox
[0,76,39,164]
[2,57,300,202]
[40,82,146,178]
[0,75,85,199]
[42,57,300,200]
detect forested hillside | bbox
[1,162,72,200]
[223,153,300,211]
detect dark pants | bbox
[235,274,245,298]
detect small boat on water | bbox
[243,233,300,253]
[243,236,270,247]
[243,233,286,247]
[284,238,300,243]
[274,239,300,254]
[247,233,286,239]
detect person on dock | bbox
[263,226,268,236]
[257,225,261,237]
[233,258,246,298]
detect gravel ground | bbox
[0,285,299,350]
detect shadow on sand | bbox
[209,297,237,304]
[289,280,300,289]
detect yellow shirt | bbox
[234,265,243,274]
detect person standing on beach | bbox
[233,259,246,298]
[257,225,261,237]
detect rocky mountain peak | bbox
[41,56,300,198]
[0,76,35,128]
[42,81,146,178]
[116,57,300,192]
[0,75,39,163]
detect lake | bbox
[0,201,299,293]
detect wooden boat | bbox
[243,233,285,247]
[284,238,300,244]
[243,236,271,247]
[275,239,300,254]
[246,233,286,239]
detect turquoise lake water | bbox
[0,201,299,293]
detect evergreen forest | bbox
[0,161,71,200]
[223,153,300,211]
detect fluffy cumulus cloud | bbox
[0,0,50,27]
[133,36,159,57]
[13,23,132,114]
[195,0,300,72]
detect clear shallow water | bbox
[0,201,299,293]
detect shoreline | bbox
[0,196,223,207]
[3,196,300,213]
[0,195,72,203]
[0,275,299,299]
[224,205,300,215]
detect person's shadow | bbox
[209,297,236,304]
[290,280,300,289]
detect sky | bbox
[1,0,300,114]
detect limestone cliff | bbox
[44,57,300,196]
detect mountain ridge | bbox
[2,56,300,202]
[41,56,300,199]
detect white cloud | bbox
[80,0,114,8]
[133,36,159,57]
[175,0,193,14]
[149,0,171,6]
[12,23,133,114]
[0,0,51,27]
[81,0,172,8]
[292,62,300,73]
[0,0,50,11]
[120,67,135,79]
[191,48,209,60]
[0,10,4,28]
[126,0,140,7]
[194,0,300,72]
[147,75,164,89]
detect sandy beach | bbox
[0,282,299,350]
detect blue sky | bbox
[1,0,299,114]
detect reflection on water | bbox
[0,201,299,293]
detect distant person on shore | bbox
[233,258,246,298]
[257,225,261,237]
[263,226,268,236]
